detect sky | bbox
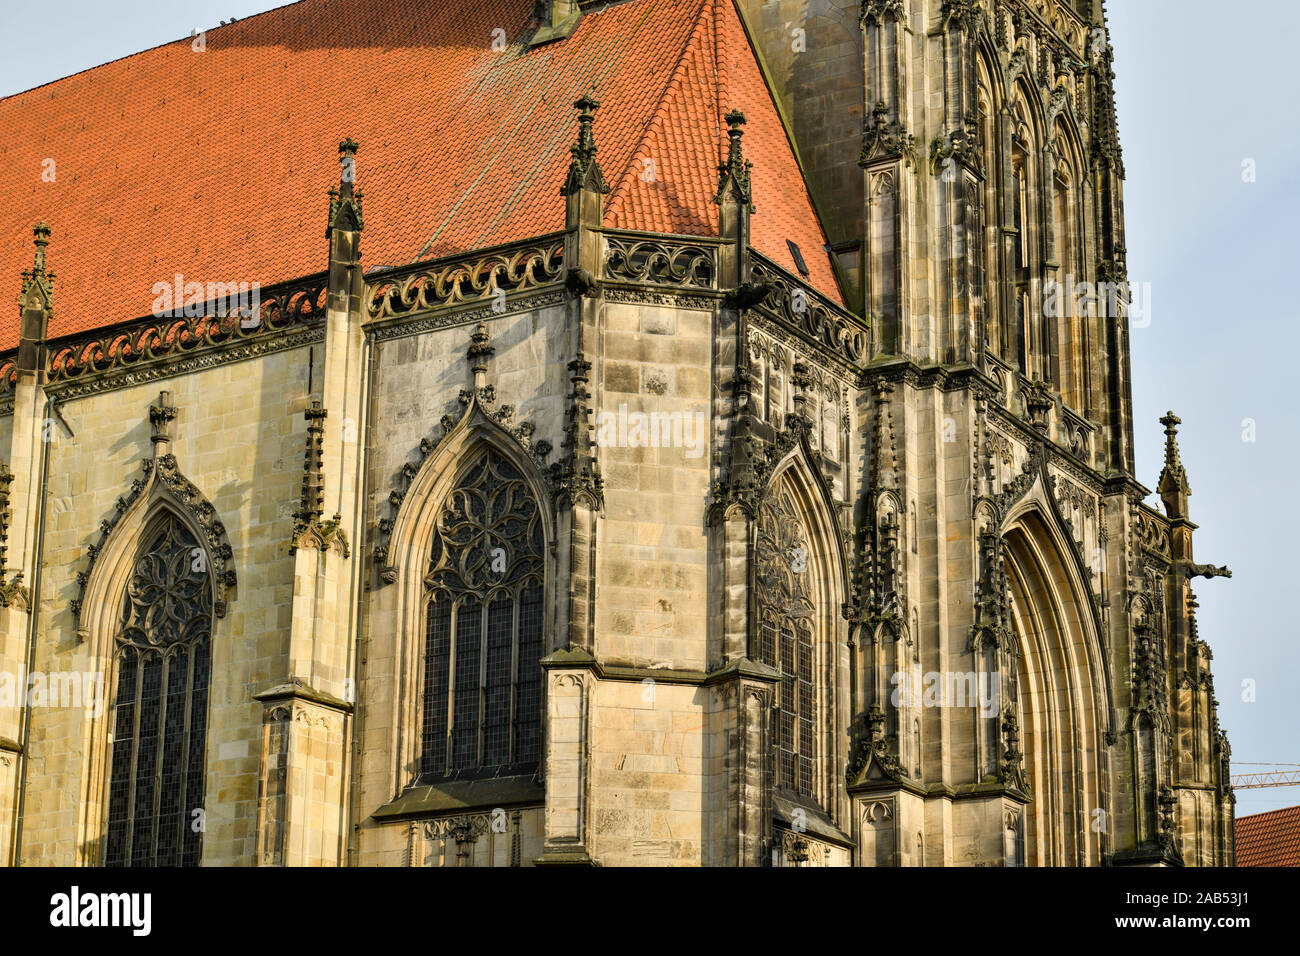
[1107,0,1300,816]
[0,0,1296,817]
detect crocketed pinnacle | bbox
[1157,411,1191,518]
[326,138,364,235]
[19,221,55,309]
[714,109,754,212]
[562,94,611,197]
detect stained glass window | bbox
[105,513,212,867]
[421,449,544,778]
[753,488,816,797]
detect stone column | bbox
[254,142,365,865]
[1,223,54,865]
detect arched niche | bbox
[371,394,557,795]
[74,454,235,866]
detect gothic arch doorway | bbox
[1002,509,1105,866]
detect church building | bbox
[0,0,1234,866]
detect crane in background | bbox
[1231,763,1300,789]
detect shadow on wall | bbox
[736,0,865,247]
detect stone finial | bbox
[790,359,813,424]
[1160,411,1182,469]
[714,109,754,212]
[326,138,364,236]
[149,391,178,454]
[1157,411,1190,519]
[290,401,329,551]
[19,221,55,313]
[467,323,495,389]
[0,462,12,572]
[30,222,51,274]
[562,94,610,197]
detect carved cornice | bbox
[364,236,565,323]
[368,288,568,343]
[10,273,327,403]
[747,253,869,368]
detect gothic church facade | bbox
[0,0,1233,866]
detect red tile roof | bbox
[1235,805,1300,867]
[0,0,841,350]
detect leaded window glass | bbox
[421,449,544,778]
[104,513,212,867]
[754,488,816,797]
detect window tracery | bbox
[105,512,212,867]
[754,486,816,796]
[421,448,544,778]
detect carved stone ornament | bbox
[374,393,552,586]
[72,451,237,622]
[861,100,916,167]
[846,704,905,786]
[326,138,364,235]
[289,401,350,556]
[550,351,603,511]
[714,109,755,212]
[562,95,611,197]
[0,462,25,609]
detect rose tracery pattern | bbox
[754,488,817,797]
[105,513,213,867]
[422,449,545,778]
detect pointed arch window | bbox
[104,512,212,867]
[754,487,817,797]
[421,448,544,778]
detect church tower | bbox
[0,0,1231,869]
[736,0,1233,865]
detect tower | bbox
[737,0,1233,864]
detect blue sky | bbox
[1,1,1296,816]
[1108,0,1300,815]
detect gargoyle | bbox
[564,266,598,297]
[1182,562,1232,581]
[724,280,773,311]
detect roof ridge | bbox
[604,0,715,224]
[0,0,309,102]
[1238,805,1300,821]
[713,0,728,169]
